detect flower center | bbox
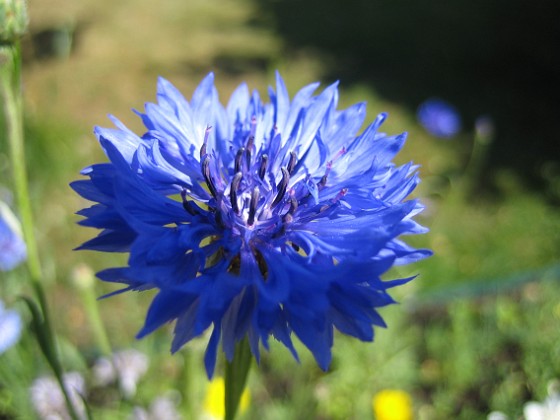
[183,122,303,235]
[179,120,349,279]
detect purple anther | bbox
[181,189,197,215]
[317,161,332,190]
[288,196,298,214]
[287,151,297,175]
[248,187,260,226]
[200,126,212,159]
[202,156,218,199]
[246,136,254,169]
[332,188,348,203]
[235,147,245,175]
[317,174,328,190]
[259,154,268,180]
[332,147,346,162]
[271,167,290,207]
[230,172,243,214]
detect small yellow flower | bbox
[372,389,413,420]
[203,377,250,419]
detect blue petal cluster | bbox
[0,200,27,272]
[72,72,431,376]
[0,299,22,354]
[417,98,462,139]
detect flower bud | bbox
[0,0,29,43]
[71,263,95,290]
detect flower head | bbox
[72,72,431,377]
[417,98,461,138]
[0,199,27,271]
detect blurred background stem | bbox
[1,38,81,420]
[73,264,112,357]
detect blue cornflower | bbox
[0,299,22,354]
[417,98,461,138]
[72,72,431,377]
[0,199,27,271]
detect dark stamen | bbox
[200,126,211,159]
[272,167,290,207]
[227,254,241,275]
[289,196,298,214]
[215,209,226,229]
[317,161,332,190]
[248,187,260,226]
[287,151,297,175]
[253,248,268,280]
[202,156,218,199]
[230,172,243,214]
[245,136,254,170]
[259,154,268,180]
[180,189,197,215]
[282,213,293,224]
[235,147,245,174]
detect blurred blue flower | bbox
[72,72,431,377]
[417,98,461,138]
[0,200,27,271]
[0,300,22,354]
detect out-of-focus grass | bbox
[1,0,559,418]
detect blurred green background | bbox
[1,0,559,418]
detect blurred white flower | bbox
[487,410,508,420]
[30,371,86,420]
[523,380,560,420]
[0,299,22,354]
[92,349,149,398]
[129,394,182,420]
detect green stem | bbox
[178,349,194,420]
[224,338,252,420]
[463,128,493,198]
[74,265,112,356]
[82,287,112,356]
[1,42,80,420]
